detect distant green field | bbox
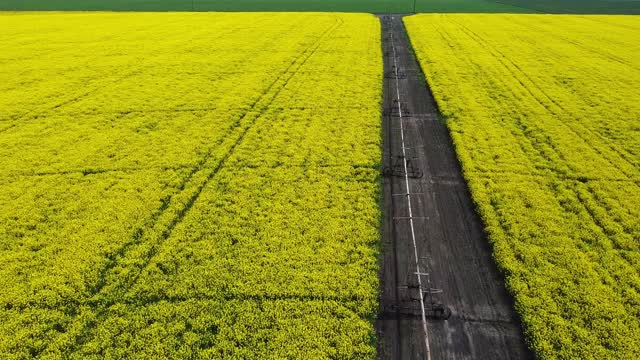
[1,0,639,14]
[498,0,640,14]
[0,0,517,13]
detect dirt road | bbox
[376,15,532,360]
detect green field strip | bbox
[2,0,639,14]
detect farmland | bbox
[0,12,383,358]
[0,0,515,13]
[405,14,640,359]
[3,0,640,14]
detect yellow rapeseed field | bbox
[405,14,640,359]
[0,12,382,358]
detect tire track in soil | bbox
[0,17,276,129]
[104,16,345,304]
[37,17,344,357]
[451,19,636,179]
[376,15,532,360]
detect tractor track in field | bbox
[37,17,345,358]
[376,15,532,360]
[93,16,345,301]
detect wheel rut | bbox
[376,14,533,360]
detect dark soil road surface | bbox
[376,15,533,360]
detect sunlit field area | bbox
[0,12,383,358]
[406,14,640,359]
[2,4,639,360]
